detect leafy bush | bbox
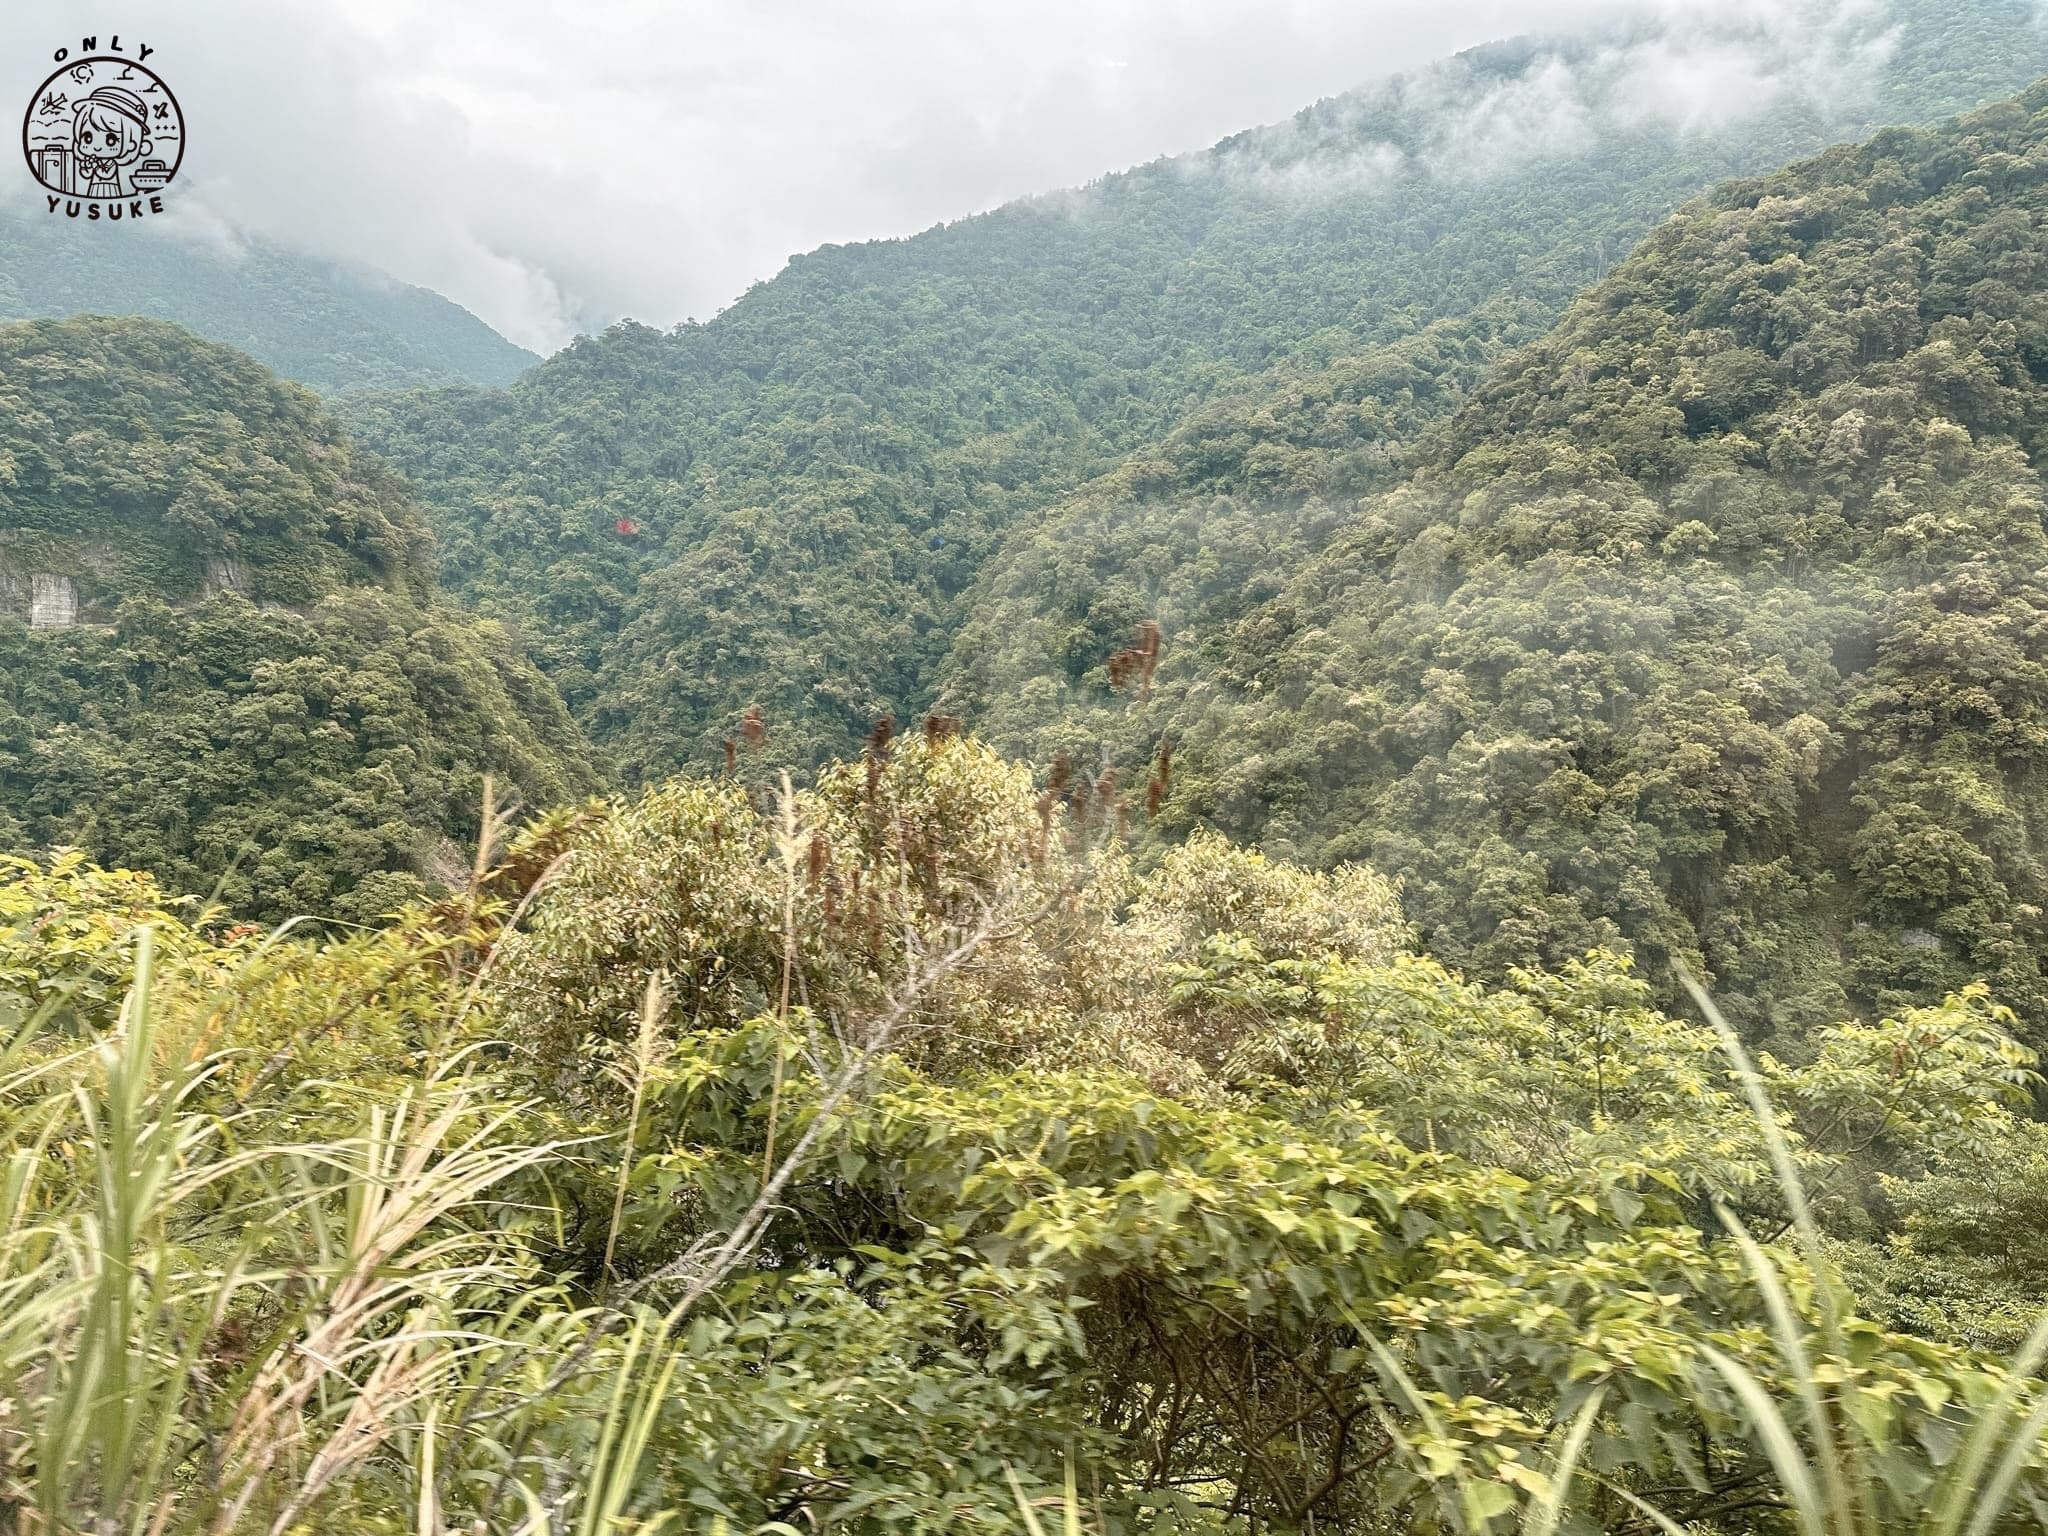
[3,735,2042,1532]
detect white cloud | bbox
[1202,0,1904,201]
[0,0,1936,353]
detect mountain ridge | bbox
[1002,81,2048,1043]
[0,207,538,394]
[0,316,600,922]
[349,0,2048,785]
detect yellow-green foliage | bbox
[3,733,2044,1533]
[492,737,1411,1100]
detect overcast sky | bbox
[4,1,1908,353]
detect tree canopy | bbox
[943,80,2048,1051]
[346,0,2048,780]
[0,317,601,923]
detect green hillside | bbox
[349,0,2048,781]
[0,317,599,922]
[0,316,431,611]
[0,209,538,393]
[953,84,2048,1047]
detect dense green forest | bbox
[0,318,599,921]
[951,84,2048,1049]
[348,0,2048,780]
[0,207,537,393]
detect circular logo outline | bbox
[22,54,184,202]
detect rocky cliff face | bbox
[27,573,75,629]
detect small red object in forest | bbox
[616,518,639,536]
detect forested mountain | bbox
[0,318,599,921]
[951,83,2048,1048]
[0,207,537,393]
[349,0,2048,781]
[0,316,431,609]
[13,13,2048,1531]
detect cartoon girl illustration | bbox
[70,86,152,199]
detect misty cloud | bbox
[1200,0,1909,203]
[0,0,1967,352]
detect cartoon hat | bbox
[85,86,148,129]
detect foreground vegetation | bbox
[4,734,2044,1532]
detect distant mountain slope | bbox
[0,316,432,611]
[0,208,537,393]
[1014,83,2048,1046]
[351,0,2048,782]
[0,318,599,922]
[934,310,1519,752]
